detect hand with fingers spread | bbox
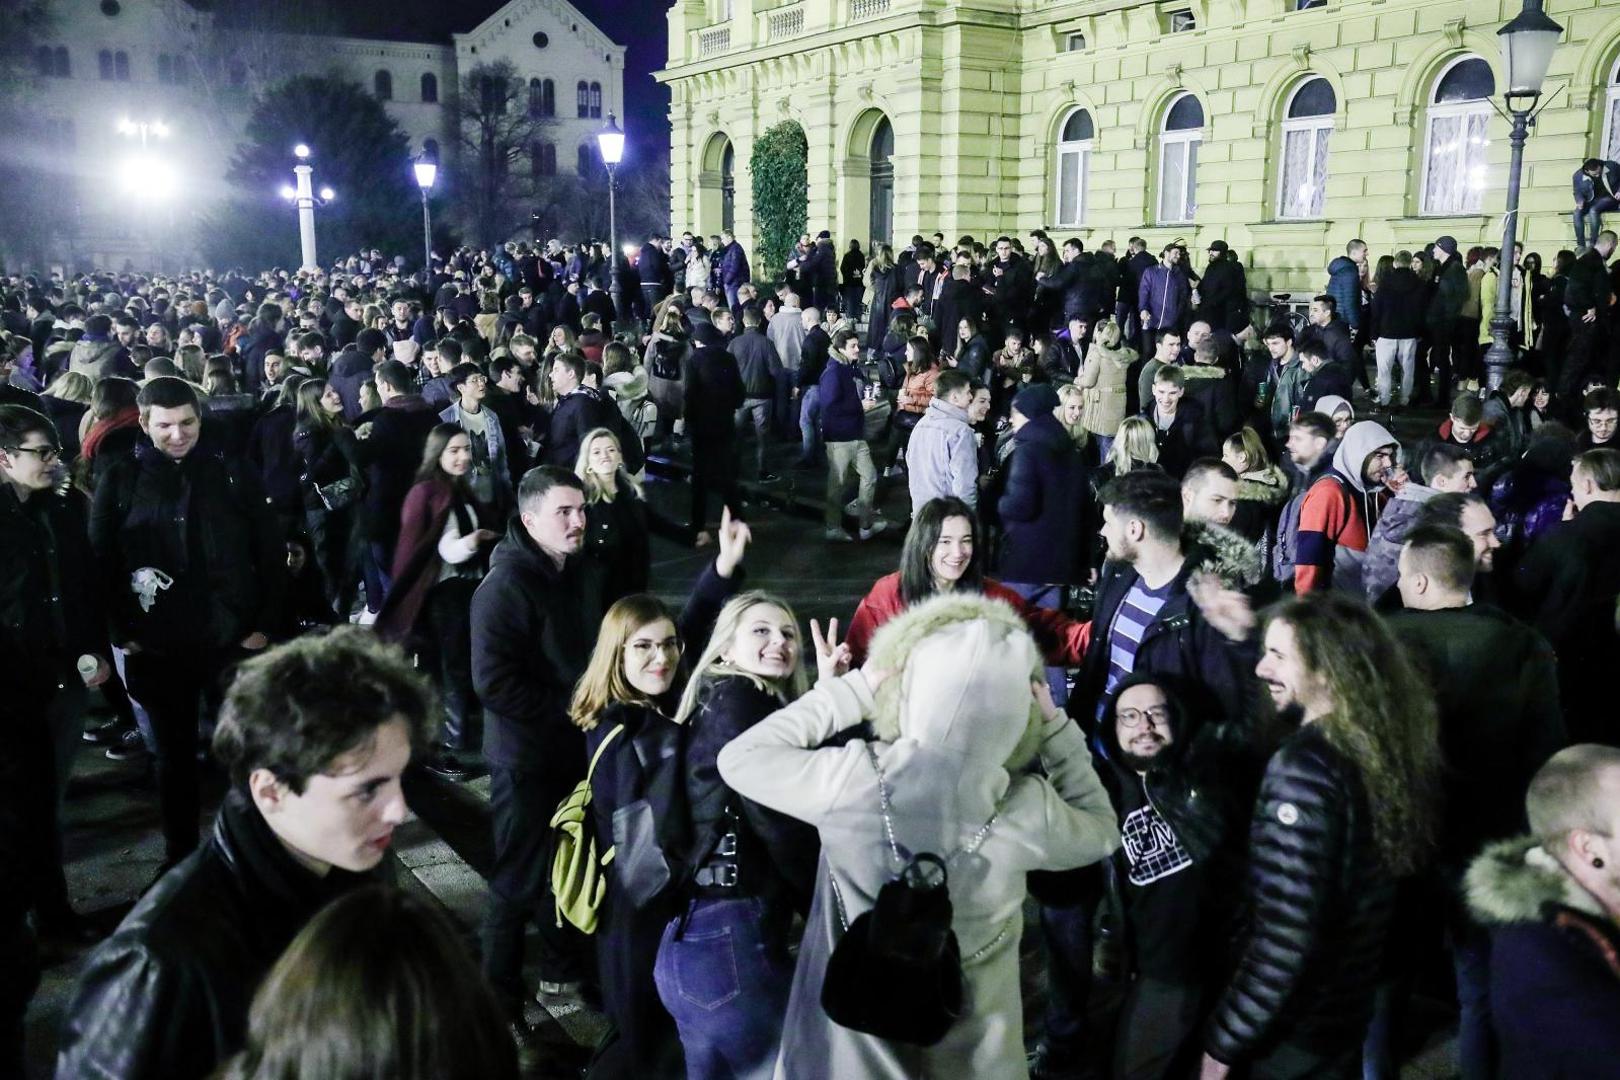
[810,617,854,683]
[1187,571,1255,643]
[715,505,753,579]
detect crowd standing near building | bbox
[2,218,1618,1080]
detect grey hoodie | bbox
[1334,481,1437,602]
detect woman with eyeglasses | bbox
[566,508,751,1078]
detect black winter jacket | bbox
[995,412,1088,585]
[471,518,607,773]
[1072,559,1255,729]
[54,791,374,1080]
[1369,267,1426,339]
[1205,724,1395,1065]
[682,337,746,440]
[0,484,104,702]
[728,329,781,399]
[89,441,284,655]
[246,404,303,516]
[354,395,437,547]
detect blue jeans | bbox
[797,385,822,464]
[1039,899,1095,1061]
[362,540,392,614]
[654,897,791,1080]
[1003,582,1069,706]
[1575,196,1619,248]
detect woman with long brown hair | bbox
[218,885,518,1080]
[294,377,363,617]
[376,423,498,781]
[566,508,750,1078]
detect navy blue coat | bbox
[818,358,865,443]
[995,412,1087,585]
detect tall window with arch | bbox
[114,51,129,80]
[1053,107,1094,228]
[421,72,438,103]
[529,77,545,117]
[1422,56,1494,216]
[374,69,393,100]
[577,144,594,177]
[1278,76,1336,219]
[97,48,113,80]
[1158,92,1203,224]
[541,78,555,117]
[1603,57,1620,162]
[576,80,589,118]
[589,82,602,119]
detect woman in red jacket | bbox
[376,423,498,780]
[843,495,1090,666]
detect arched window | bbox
[421,72,438,103]
[589,81,602,118]
[1603,57,1620,162]
[54,46,70,77]
[35,45,55,77]
[1422,56,1494,215]
[114,51,128,80]
[541,78,555,117]
[529,77,544,117]
[1278,76,1336,219]
[423,137,440,158]
[1053,107,1094,227]
[576,80,589,118]
[533,140,557,178]
[374,69,393,100]
[580,144,597,176]
[1157,92,1203,224]
[98,49,113,80]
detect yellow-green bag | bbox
[549,724,624,933]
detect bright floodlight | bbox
[293,143,311,160]
[152,121,171,138]
[413,157,438,191]
[279,183,297,200]
[117,117,136,136]
[596,114,625,166]
[318,186,335,201]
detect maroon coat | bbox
[375,477,481,643]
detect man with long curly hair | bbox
[1200,592,1441,1080]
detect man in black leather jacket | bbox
[1202,592,1442,1080]
[55,628,434,1080]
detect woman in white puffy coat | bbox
[717,592,1119,1079]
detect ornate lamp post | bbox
[412,147,438,275]
[279,143,334,272]
[596,114,626,326]
[1483,0,1562,390]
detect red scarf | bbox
[81,406,140,460]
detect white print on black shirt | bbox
[1121,802,1194,886]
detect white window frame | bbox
[1157,93,1202,225]
[1420,55,1493,217]
[1603,57,1620,163]
[1277,78,1334,220]
[1053,109,1092,228]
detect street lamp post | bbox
[596,115,626,329]
[115,117,172,269]
[413,148,438,276]
[280,144,335,272]
[1483,0,1563,390]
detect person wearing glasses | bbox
[0,406,110,962]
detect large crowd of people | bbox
[2,219,1619,1080]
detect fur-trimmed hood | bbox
[864,591,1044,771]
[1466,836,1608,926]
[1184,519,1265,587]
[1236,464,1289,505]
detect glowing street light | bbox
[412,146,438,273]
[596,114,626,323]
[280,142,333,271]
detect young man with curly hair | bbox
[56,628,437,1080]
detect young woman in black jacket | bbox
[567,511,749,1079]
[575,427,686,605]
[293,378,364,616]
[653,588,835,1080]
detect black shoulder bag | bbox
[820,744,1006,1047]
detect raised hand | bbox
[1187,572,1255,643]
[714,505,752,579]
[810,617,853,683]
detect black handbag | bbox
[313,473,362,511]
[820,745,1003,1047]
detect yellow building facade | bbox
[657,0,1620,293]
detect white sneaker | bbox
[859,519,888,541]
[824,526,853,542]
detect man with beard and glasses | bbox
[1201,593,1442,1080]
[1078,675,1247,1080]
